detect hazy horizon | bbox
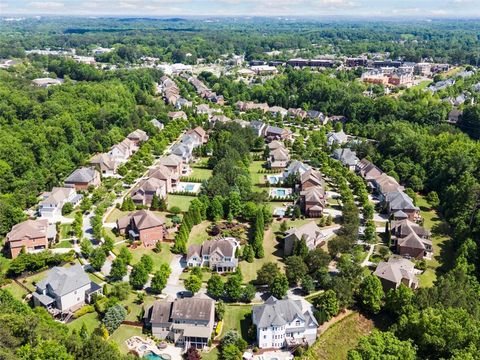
[2,0,480,19]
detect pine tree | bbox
[150,194,160,210]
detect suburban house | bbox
[39,187,82,219]
[33,265,102,314]
[384,191,420,221]
[356,159,382,180]
[268,147,290,170]
[158,154,183,176]
[374,257,419,291]
[252,296,319,349]
[327,130,348,146]
[131,178,167,207]
[6,219,57,258]
[175,97,193,109]
[168,111,188,121]
[373,173,403,196]
[150,118,164,131]
[306,110,327,124]
[185,126,207,145]
[300,169,324,190]
[283,160,311,178]
[264,125,293,141]
[332,148,359,171]
[284,221,326,256]
[447,109,463,124]
[267,140,285,152]
[186,237,240,272]
[196,104,211,115]
[127,129,149,146]
[64,167,101,191]
[144,297,215,350]
[287,108,307,119]
[209,114,231,126]
[391,219,432,259]
[117,210,165,247]
[268,106,288,118]
[236,101,269,113]
[171,142,194,163]
[148,164,177,192]
[298,169,326,217]
[89,153,117,177]
[108,138,136,163]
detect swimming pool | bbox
[144,352,167,360]
[185,184,195,191]
[276,189,286,196]
[267,175,283,185]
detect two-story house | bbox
[117,210,165,247]
[148,164,177,192]
[374,257,419,291]
[384,191,420,222]
[6,219,57,258]
[64,167,101,191]
[144,297,215,350]
[391,219,432,259]
[186,237,239,272]
[32,264,102,313]
[108,138,136,163]
[158,154,184,177]
[284,221,326,256]
[252,296,319,349]
[127,129,149,146]
[89,153,118,177]
[39,187,82,219]
[131,178,167,207]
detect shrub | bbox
[74,305,95,319]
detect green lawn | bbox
[179,269,212,283]
[168,194,194,212]
[187,220,212,247]
[18,270,50,292]
[118,292,156,322]
[109,324,144,354]
[416,195,453,287]
[59,224,73,239]
[114,243,174,272]
[68,312,101,333]
[2,282,28,301]
[190,160,213,180]
[220,305,253,340]
[202,348,219,360]
[105,208,130,223]
[54,239,74,248]
[249,160,267,192]
[302,312,374,360]
[411,79,433,90]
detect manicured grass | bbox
[168,194,194,212]
[190,163,213,180]
[416,195,453,287]
[109,324,144,354]
[239,218,312,284]
[2,282,28,301]
[19,270,50,292]
[302,312,374,360]
[115,243,174,272]
[249,160,267,192]
[105,208,130,223]
[179,269,212,283]
[220,305,253,340]
[59,224,73,239]
[202,348,219,360]
[68,312,101,333]
[118,292,157,322]
[54,239,74,248]
[187,220,212,247]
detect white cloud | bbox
[28,1,64,10]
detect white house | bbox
[32,265,102,313]
[38,187,82,219]
[186,237,239,272]
[327,130,348,146]
[252,296,319,349]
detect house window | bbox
[296,320,300,326]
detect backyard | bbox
[301,312,374,360]
[109,324,144,354]
[113,242,174,271]
[220,305,253,339]
[416,195,453,287]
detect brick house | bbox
[6,219,56,258]
[116,210,165,247]
[64,167,101,191]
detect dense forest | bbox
[1,17,480,64]
[0,65,169,235]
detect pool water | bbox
[276,189,286,196]
[185,184,195,191]
[144,352,166,360]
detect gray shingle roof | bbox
[36,265,90,297]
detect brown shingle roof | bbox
[7,219,49,243]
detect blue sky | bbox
[1,0,480,18]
